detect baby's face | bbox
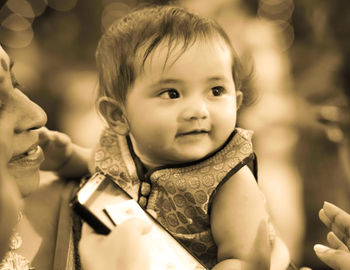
[124,39,240,168]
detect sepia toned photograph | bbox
[0,0,349,269]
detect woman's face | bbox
[0,45,47,197]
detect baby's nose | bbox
[182,99,209,120]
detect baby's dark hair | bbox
[96,5,252,117]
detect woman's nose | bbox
[182,98,209,121]
[15,92,47,133]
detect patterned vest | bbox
[94,127,255,268]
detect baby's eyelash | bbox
[12,81,24,91]
[211,86,226,96]
[158,89,180,99]
[12,80,23,89]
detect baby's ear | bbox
[97,97,129,136]
[236,90,243,110]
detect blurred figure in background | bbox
[291,0,350,268]
[303,0,350,269]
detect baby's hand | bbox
[39,127,73,171]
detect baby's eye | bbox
[159,89,180,99]
[210,86,225,96]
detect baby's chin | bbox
[170,147,218,164]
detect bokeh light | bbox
[101,2,132,32]
[26,0,47,17]
[258,0,295,50]
[2,13,31,31]
[7,0,35,18]
[47,0,77,12]
[0,0,78,48]
[0,25,34,48]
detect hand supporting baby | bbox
[79,218,152,270]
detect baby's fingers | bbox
[38,127,50,146]
[38,127,71,148]
[50,131,71,147]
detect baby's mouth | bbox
[176,129,210,137]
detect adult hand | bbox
[212,221,271,270]
[79,218,152,270]
[314,201,350,269]
[246,220,271,270]
[245,221,311,270]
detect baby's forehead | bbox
[134,37,231,72]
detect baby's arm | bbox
[210,165,290,270]
[39,127,92,179]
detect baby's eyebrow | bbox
[206,76,227,83]
[157,78,181,84]
[151,78,183,87]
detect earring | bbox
[112,122,129,136]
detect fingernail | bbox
[324,201,332,207]
[314,244,329,253]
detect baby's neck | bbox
[138,158,159,170]
[129,137,164,170]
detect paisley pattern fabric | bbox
[95,127,255,268]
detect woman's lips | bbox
[8,145,44,170]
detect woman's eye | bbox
[12,81,23,90]
[11,74,23,90]
[211,86,225,96]
[159,89,180,99]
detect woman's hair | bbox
[96,5,252,116]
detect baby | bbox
[42,4,291,269]
[92,5,290,269]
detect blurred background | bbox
[0,0,349,269]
